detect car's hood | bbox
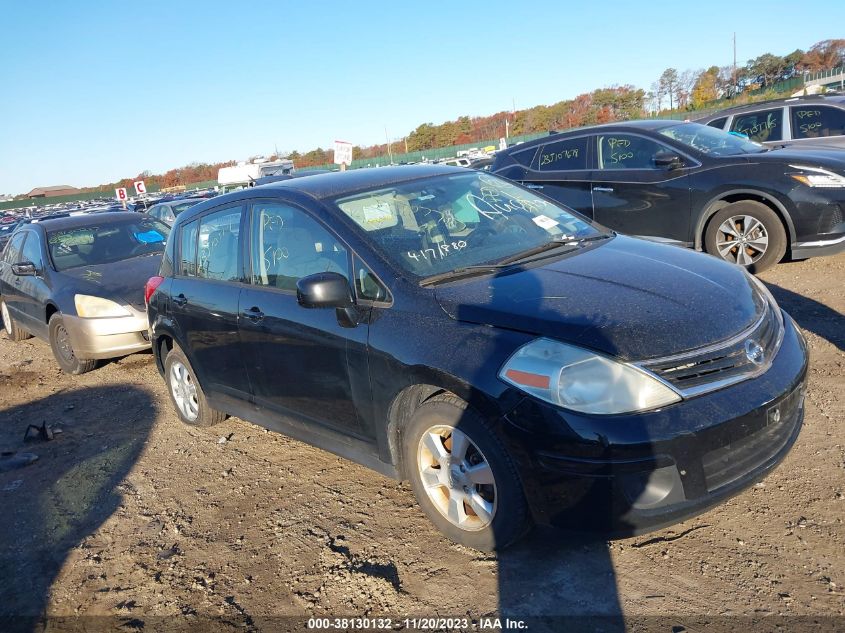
[58,255,162,312]
[434,236,765,360]
[746,146,845,169]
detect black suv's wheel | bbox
[1,299,32,342]
[164,343,226,427]
[704,201,787,273]
[403,394,530,551]
[49,314,96,374]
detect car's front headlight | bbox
[74,294,131,318]
[789,165,845,188]
[499,338,681,415]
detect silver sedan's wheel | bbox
[715,214,769,266]
[169,361,199,421]
[1,301,11,335]
[416,424,497,531]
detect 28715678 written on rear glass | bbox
[146,166,808,551]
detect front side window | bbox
[596,134,669,170]
[197,207,243,281]
[538,137,588,171]
[47,218,170,272]
[250,202,349,291]
[334,172,600,278]
[730,108,783,142]
[790,105,845,139]
[21,232,43,269]
[4,232,26,263]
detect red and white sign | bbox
[115,188,127,201]
[134,180,147,195]
[333,140,353,166]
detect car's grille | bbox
[701,386,803,492]
[817,204,844,234]
[639,301,783,397]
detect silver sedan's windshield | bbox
[660,122,768,156]
[334,172,603,277]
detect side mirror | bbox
[296,272,354,309]
[653,151,683,170]
[12,261,37,277]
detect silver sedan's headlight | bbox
[499,338,681,415]
[74,294,131,318]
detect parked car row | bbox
[0,163,809,551]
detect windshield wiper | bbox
[418,233,613,287]
[498,232,613,266]
[419,263,517,286]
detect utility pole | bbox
[385,127,393,164]
[732,32,737,98]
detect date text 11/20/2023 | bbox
[306,616,528,630]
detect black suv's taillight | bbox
[144,276,164,305]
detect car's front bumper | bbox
[500,311,808,536]
[791,232,845,259]
[63,311,151,360]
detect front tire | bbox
[403,394,531,551]
[164,344,225,427]
[704,201,787,273]
[1,300,32,342]
[49,314,96,374]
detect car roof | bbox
[501,119,685,152]
[178,165,465,223]
[24,211,148,232]
[697,94,845,119]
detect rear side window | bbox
[250,202,349,291]
[596,134,670,170]
[730,108,783,142]
[538,137,588,171]
[179,220,198,276]
[197,207,243,282]
[707,117,728,129]
[4,232,26,263]
[790,105,845,139]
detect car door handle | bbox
[593,186,614,192]
[525,183,544,190]
[173,294,188,307]
[242,307,265,322]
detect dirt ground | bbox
[0,253,843,633]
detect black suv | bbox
[696,94,845,149]
[491,120,845,272]
[146,166,807,550]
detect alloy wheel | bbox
[417,424,497,531]
[169,361,199,421]
[716,215,769,266]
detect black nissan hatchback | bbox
[146,165,807,551]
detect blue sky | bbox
[1,0,843,194]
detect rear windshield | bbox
[47,217,170,271]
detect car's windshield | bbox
[47,217,170,271]
[659,122,768,156]
[334,172,603,278]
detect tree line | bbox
[651,38,845,112]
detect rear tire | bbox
[1,300,33,342]
[704,201,786,273]
[164,343,226,427]
[49,314,96,374]
[403,394,531,551]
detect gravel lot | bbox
[1,253,843,632]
